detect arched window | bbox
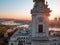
[18,41,23,45]
[38,24,43,33]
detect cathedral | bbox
[8,0,52,45]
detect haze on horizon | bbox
[0,0,60,20]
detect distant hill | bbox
[0,18,31,24]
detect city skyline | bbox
[0,0,60,20]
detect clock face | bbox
[37,16,44,22]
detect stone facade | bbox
[31,0,51,45]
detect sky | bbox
[0,0,60,20]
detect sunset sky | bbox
[0,0,60,20]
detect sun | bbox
[49,16,54,20]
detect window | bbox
[38,24,43,33]
[11,43,13,45]
[18,41,23,45]
[54,43,56,45]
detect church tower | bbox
[31,0,51,45]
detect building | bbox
[50,31,60,45]
[9,26,31,45]
[9,0,52,45]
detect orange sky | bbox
[0,12,31,20]
[49,14,60,20]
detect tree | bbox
[0,26,7,37]
[0,26,7,45]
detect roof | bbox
[10,25,31,38]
